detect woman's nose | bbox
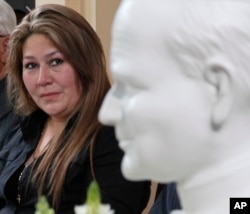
[36,65,52,86]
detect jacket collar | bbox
[21,110,48,145]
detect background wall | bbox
[95,0,121,77]
[36,0,64,6]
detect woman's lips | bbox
[40,92,60,100]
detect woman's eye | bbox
[24,62,37,69]
[50,58,63,66]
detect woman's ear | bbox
[204,56,234,131]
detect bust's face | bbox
[99,0,213,182]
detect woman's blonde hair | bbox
[7,4,110,208]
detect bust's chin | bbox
[121,156,146,181]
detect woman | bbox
[0,4,150,214]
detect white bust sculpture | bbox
[99,0,250,213]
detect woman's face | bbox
[22,34,82,121]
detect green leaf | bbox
[86,181,101,214]
[35,196,55,214]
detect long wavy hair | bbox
[7,4,110,208]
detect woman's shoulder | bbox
[95,125,118,150]
[96,125,116,140]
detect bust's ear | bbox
[204,57,233,130]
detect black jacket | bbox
[0,77,20,150]
[0,110,150,214]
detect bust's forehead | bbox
[114,0,250,25]
[110,0,250,73]
[113,0,179,33]
[112,0,249,42]
[111,0,179,53]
